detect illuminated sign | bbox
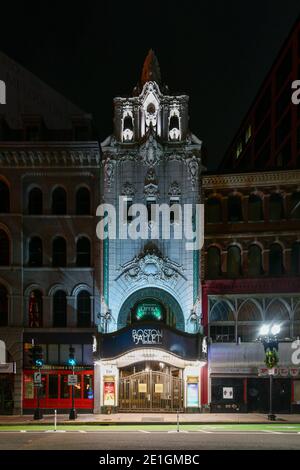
[132,329,163,345]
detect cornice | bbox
[0,142,101,168]
[202,170,300,189]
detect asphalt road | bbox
[0,430,300,450]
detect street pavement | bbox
[1,412,300,424]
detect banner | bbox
[103,380,115,406]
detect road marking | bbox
[263,430,283,435]
[20,430,27,433]
[79,430,87,433]
[139,430,151,433]
[45,430,66,433]
[197,429,212,434]
[168,430,189,433]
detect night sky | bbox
[1,1,300,170]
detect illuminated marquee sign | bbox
[132,328,163,345]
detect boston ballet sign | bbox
[132,328,163,345]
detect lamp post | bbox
[68,346,77,420]
[258,324,280,421]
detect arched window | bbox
[206,198,222,223]
[28,237,43,266]
[52,237,67,267]
[228,195,243,222]
[53,290,67,327]
[269,193,284,220]
[291,242,300,275]
[227,245,242,277]
[28,188,43,215]
[77,290,91,327]
[0,181,9,213]
[207,246,221,278]
[76,237,91,267]
[248,194,264,221]
[0,285,8,326]
[237,300,262,341]
[28,290,43,327]
[290,192,300,220]
[269,243,284,276]
[209,300,235,342]
[76,187,90,215]
[248,244,263,277]
[52,187,67,215]
[0,230,9,266]
[265,299,290,338]
[293,303,300,337]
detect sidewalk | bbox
[1,413,300,425]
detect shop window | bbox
[52,237,67,267]
[269,243,284,276]
[0,285,8,327]
[53,290,67,327]
[60,375,70,399]
[211,378,244,404]
[290,192,300,220]
[248,244,263,276]
[48,375,59,399]
[0,230,9,266]
[248,194,264,221]
[74,378,82,399]
[228,195,243,222]
[269,193,284,220]
[24,375,34,399]
[237,324,260,342]
[0,181,9,213]
[291,242,300,275]
[206,198,222,223]
[77,291,91,327]
[207,246,221,279]
[210,325,235,342]
[227,245,242,277]
[28,188,43,215]
[28,237,43,266]
[76,237,91,267]
[28,290,43,327]
[84,375,94,399]
[76,187,91,215]
[52,187,67,215]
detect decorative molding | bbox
[0,143,101,168]
[168,181,181,196]
[202,170,300,189]
[116,252,186,284]
[122,182,135,197]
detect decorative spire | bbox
[141,49,161,85]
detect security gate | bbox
[119,370,183,411]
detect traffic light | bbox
[33,345,44,367]
[68,346,76,367]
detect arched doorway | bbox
[117,287,185,331]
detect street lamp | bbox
[258,323,281,421]
[68,346,77,420]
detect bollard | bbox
[177,410,179,433]
[54,409,57,432]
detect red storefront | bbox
[23,368,94,412]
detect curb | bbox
[1,421,300,426]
